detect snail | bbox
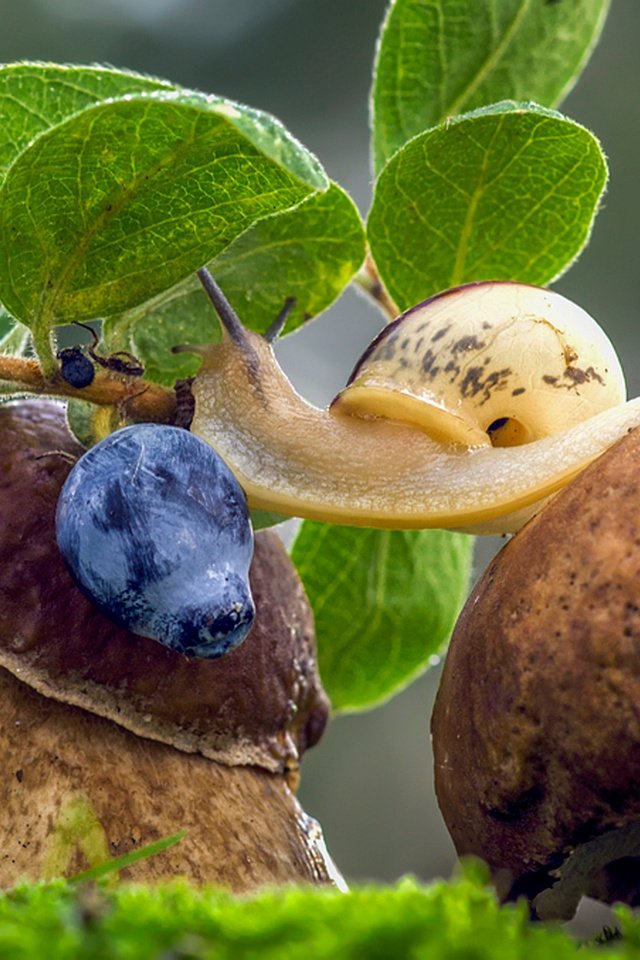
[184,269,640,535]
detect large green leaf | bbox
[105,182,366,386]
[0,89,327,360]
[371,0,611,173]
[0,62,173,180]
[291,522,473,712]
[367,103,607,311]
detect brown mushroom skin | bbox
[0,400,338,889]
[432,427,640,918]
[0,400,327,773]
[0,667,339,889]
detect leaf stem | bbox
[354,254,399,322]
[0,354,177,423]
[32,325,58,378]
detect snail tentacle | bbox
[263,297,297,344]
[196,268,247,347]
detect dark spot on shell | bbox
[460,367,485,398]
[563,366,605,386]
[421,349,440,378]
[430,325,451,343]
[460,366,513,403]
[543,368,605,391]
[451,335,485,355]
[376,331,399,362]
[512,387,526,396]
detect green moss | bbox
[0,864,636,959]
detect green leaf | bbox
[0,88,327,358]
[105,287,217,386]
[367,103,607,311]
[65,399,98,449]
[0,307,34,398]
[0,306,31,356]
[371,0,611,173]
[250,509,289,530]
[0,62,173,179]
[0,305,15,341]
[105,182,366,387]
[291,523,472,712]
[208,182,366,333]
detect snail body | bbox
[187,271,640,535]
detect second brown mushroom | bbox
[432,428,640,919]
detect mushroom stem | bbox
[0,667,341,889]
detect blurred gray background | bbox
[2,0,639,893]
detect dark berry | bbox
[55,424,255,657]
[57,347,95,388]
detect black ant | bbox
[57,322,144,388]
[75,321,145,378]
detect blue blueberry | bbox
[55,423,255,658]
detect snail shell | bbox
[186,272,640,535]
[333,282,625,447]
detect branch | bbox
[0,355,177,423]
[354,254,399,322]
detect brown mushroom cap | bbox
[432,428,640,919]
[0,400,328,775]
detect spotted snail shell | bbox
[333,282,625,448]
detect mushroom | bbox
[0,399,340,890]
[431,427,640,919]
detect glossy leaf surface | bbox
[371,0,611,172]
[0,89,327,340]
[368,103,607,311]
[0,62,173,179]
[291,522,472,711]
[105,183,366,386]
